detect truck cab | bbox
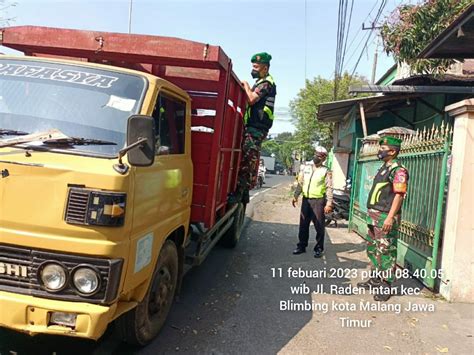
[0,54,193,344]
[0,26,246,346]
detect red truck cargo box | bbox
[0,26,247,228]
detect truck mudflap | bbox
[0,291,117,340]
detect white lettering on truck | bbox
[0,63,119,88]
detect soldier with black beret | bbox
[357,136,409,301]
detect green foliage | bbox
[381,0,471,74]
[261,139,279,157]
[289,72,367,160]
[261,132,297,169]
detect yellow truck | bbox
[0,26,247,345]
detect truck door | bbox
[129,90,192,283]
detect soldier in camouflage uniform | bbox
[357,136,409,301]
[231,52,276,203]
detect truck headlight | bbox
[72,266,100,295]
[39,263,68,291]
[65,188,126,227]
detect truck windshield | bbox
[0,58,146,156]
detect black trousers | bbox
[297,197,326,251]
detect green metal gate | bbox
[348,123,452,289]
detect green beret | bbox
[379,136,402,148]
[251,52,272,64]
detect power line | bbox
[334,0,344,78]
[334,0,355,99]
[350,0,387,78]
[350,31,374,77]
[343,0,381,70]
[333,0,344,99]
[337,0,350,75]
[344,29,371,71]
[340,0,355,75]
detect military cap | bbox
[251,52,272,64]
[379,136,402,148]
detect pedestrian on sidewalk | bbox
[292,147,333,258]
[357,136,409,302]
[230,52,277,204]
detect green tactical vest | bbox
[302,165,328,198]
[244,74,276,131]
[367,160,407,213]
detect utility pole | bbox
[362,22,382,31]
[128,0,133,34]
[362,22,382,84]
[371,38,379,84]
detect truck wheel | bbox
[116,240,178,346]
[220,202,246,248]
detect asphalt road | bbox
[2,174,472,354]
[0,174,296,355]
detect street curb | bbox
[242,193,259,233]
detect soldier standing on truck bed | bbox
[230,52,277,204]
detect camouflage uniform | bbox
[237,126,267,194]
[366,159,408,284]
[233,71,276,203]
[366,209,401,283]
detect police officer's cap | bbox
[315,146,328,155]
[379,136,402,148]
[251,52,272,64]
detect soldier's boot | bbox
[242,189,250,204]
[373,281,394,302]
[357,277,382,290]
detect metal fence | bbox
[348,123,452,289]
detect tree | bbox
[261,132,298,169]
[381,0,471,74]
[272,132,297,169]
[261,139,279,157]
[289,72,367,160]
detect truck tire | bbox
[116,240,178,346]
[220,202,246,248]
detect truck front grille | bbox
[65,189,90,224]
[0,244,122,304]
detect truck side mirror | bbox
[126,115,156,167]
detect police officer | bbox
[292,147,333,258]
[232,52,277,203]
[357,136,409,301]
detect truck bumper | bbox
[0,291,116,340]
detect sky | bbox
[0,0,410,134]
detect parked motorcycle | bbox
[255,162,266,189]
[257,174,264,189]
[325,178,351,227]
